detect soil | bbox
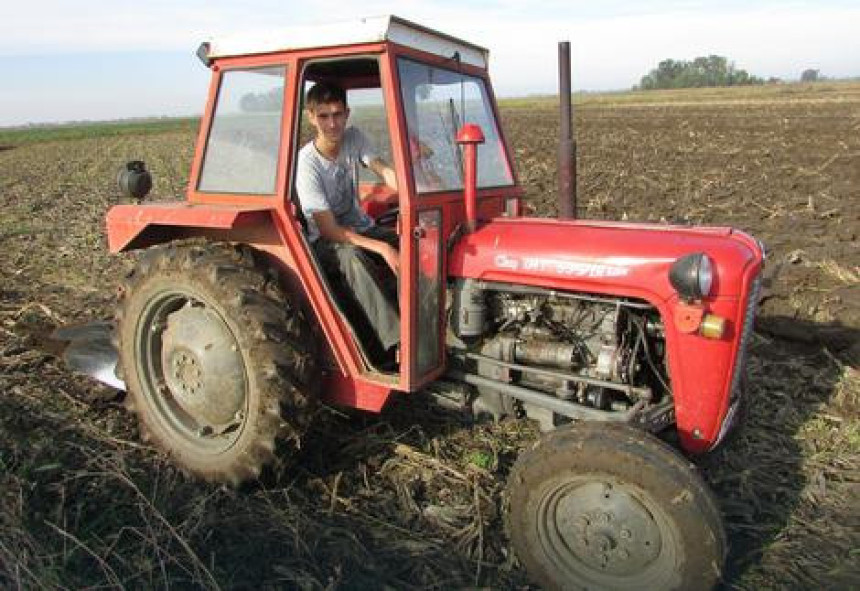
[1,83,858,589]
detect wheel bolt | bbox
[620,528,632,540]
[598,513,611,524]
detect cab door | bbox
[381,54,449,391]
[389,52,519,390]
[295,56,409,389]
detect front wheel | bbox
[506,422,726,591]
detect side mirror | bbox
[117,161,152,200]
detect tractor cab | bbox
[189,17,522,397]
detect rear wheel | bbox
[116,242,317,485]
[506,422,726,591]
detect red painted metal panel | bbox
[448,217,750,297]
[322,373,394,412]
[105,203,273,252]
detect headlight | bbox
[669,253,714,300]
[117,160,152,200]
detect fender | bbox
[449,217,764,453]
[106,202,276,253]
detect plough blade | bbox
[51,322,125,391]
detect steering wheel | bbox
[375,206,399,227]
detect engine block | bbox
[450,279,671,427]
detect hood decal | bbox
[495,254,630,278]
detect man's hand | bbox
[379,243,399,276]
[369,158,397,191]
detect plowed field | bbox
[1,82,858,589]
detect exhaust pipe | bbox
[558,41,577,219]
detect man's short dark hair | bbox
[306,82,347,110]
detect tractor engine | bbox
[449,279,672,429]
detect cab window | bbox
[198,66,286,194]
[398,58,514,194]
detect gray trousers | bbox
[312,226,400,352]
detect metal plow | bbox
[51,322,126,391]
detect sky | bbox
[1,0,858,126]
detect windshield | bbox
[397,59,514,194]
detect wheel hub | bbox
[551,481,662,577]
[168,348,202,396]
[160,305,246,428]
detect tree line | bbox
[637,55,763,90]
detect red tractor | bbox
[93,16,763,591]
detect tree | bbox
[637,56,763,90]
[239,87,284,112]
[800,69,821,82]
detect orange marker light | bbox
[700,314,726,339]
[674,303,705,334]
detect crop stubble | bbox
[0,83,858,589]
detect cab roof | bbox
[204,15,489,69]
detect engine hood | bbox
[448,217,762,302]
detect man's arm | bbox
[368,158,397,191]
[313,210,399,275]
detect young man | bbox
[295,81,400,363]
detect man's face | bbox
[308,101,349,144]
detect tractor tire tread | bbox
[505,421,726,591]
[115,241,318,485]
